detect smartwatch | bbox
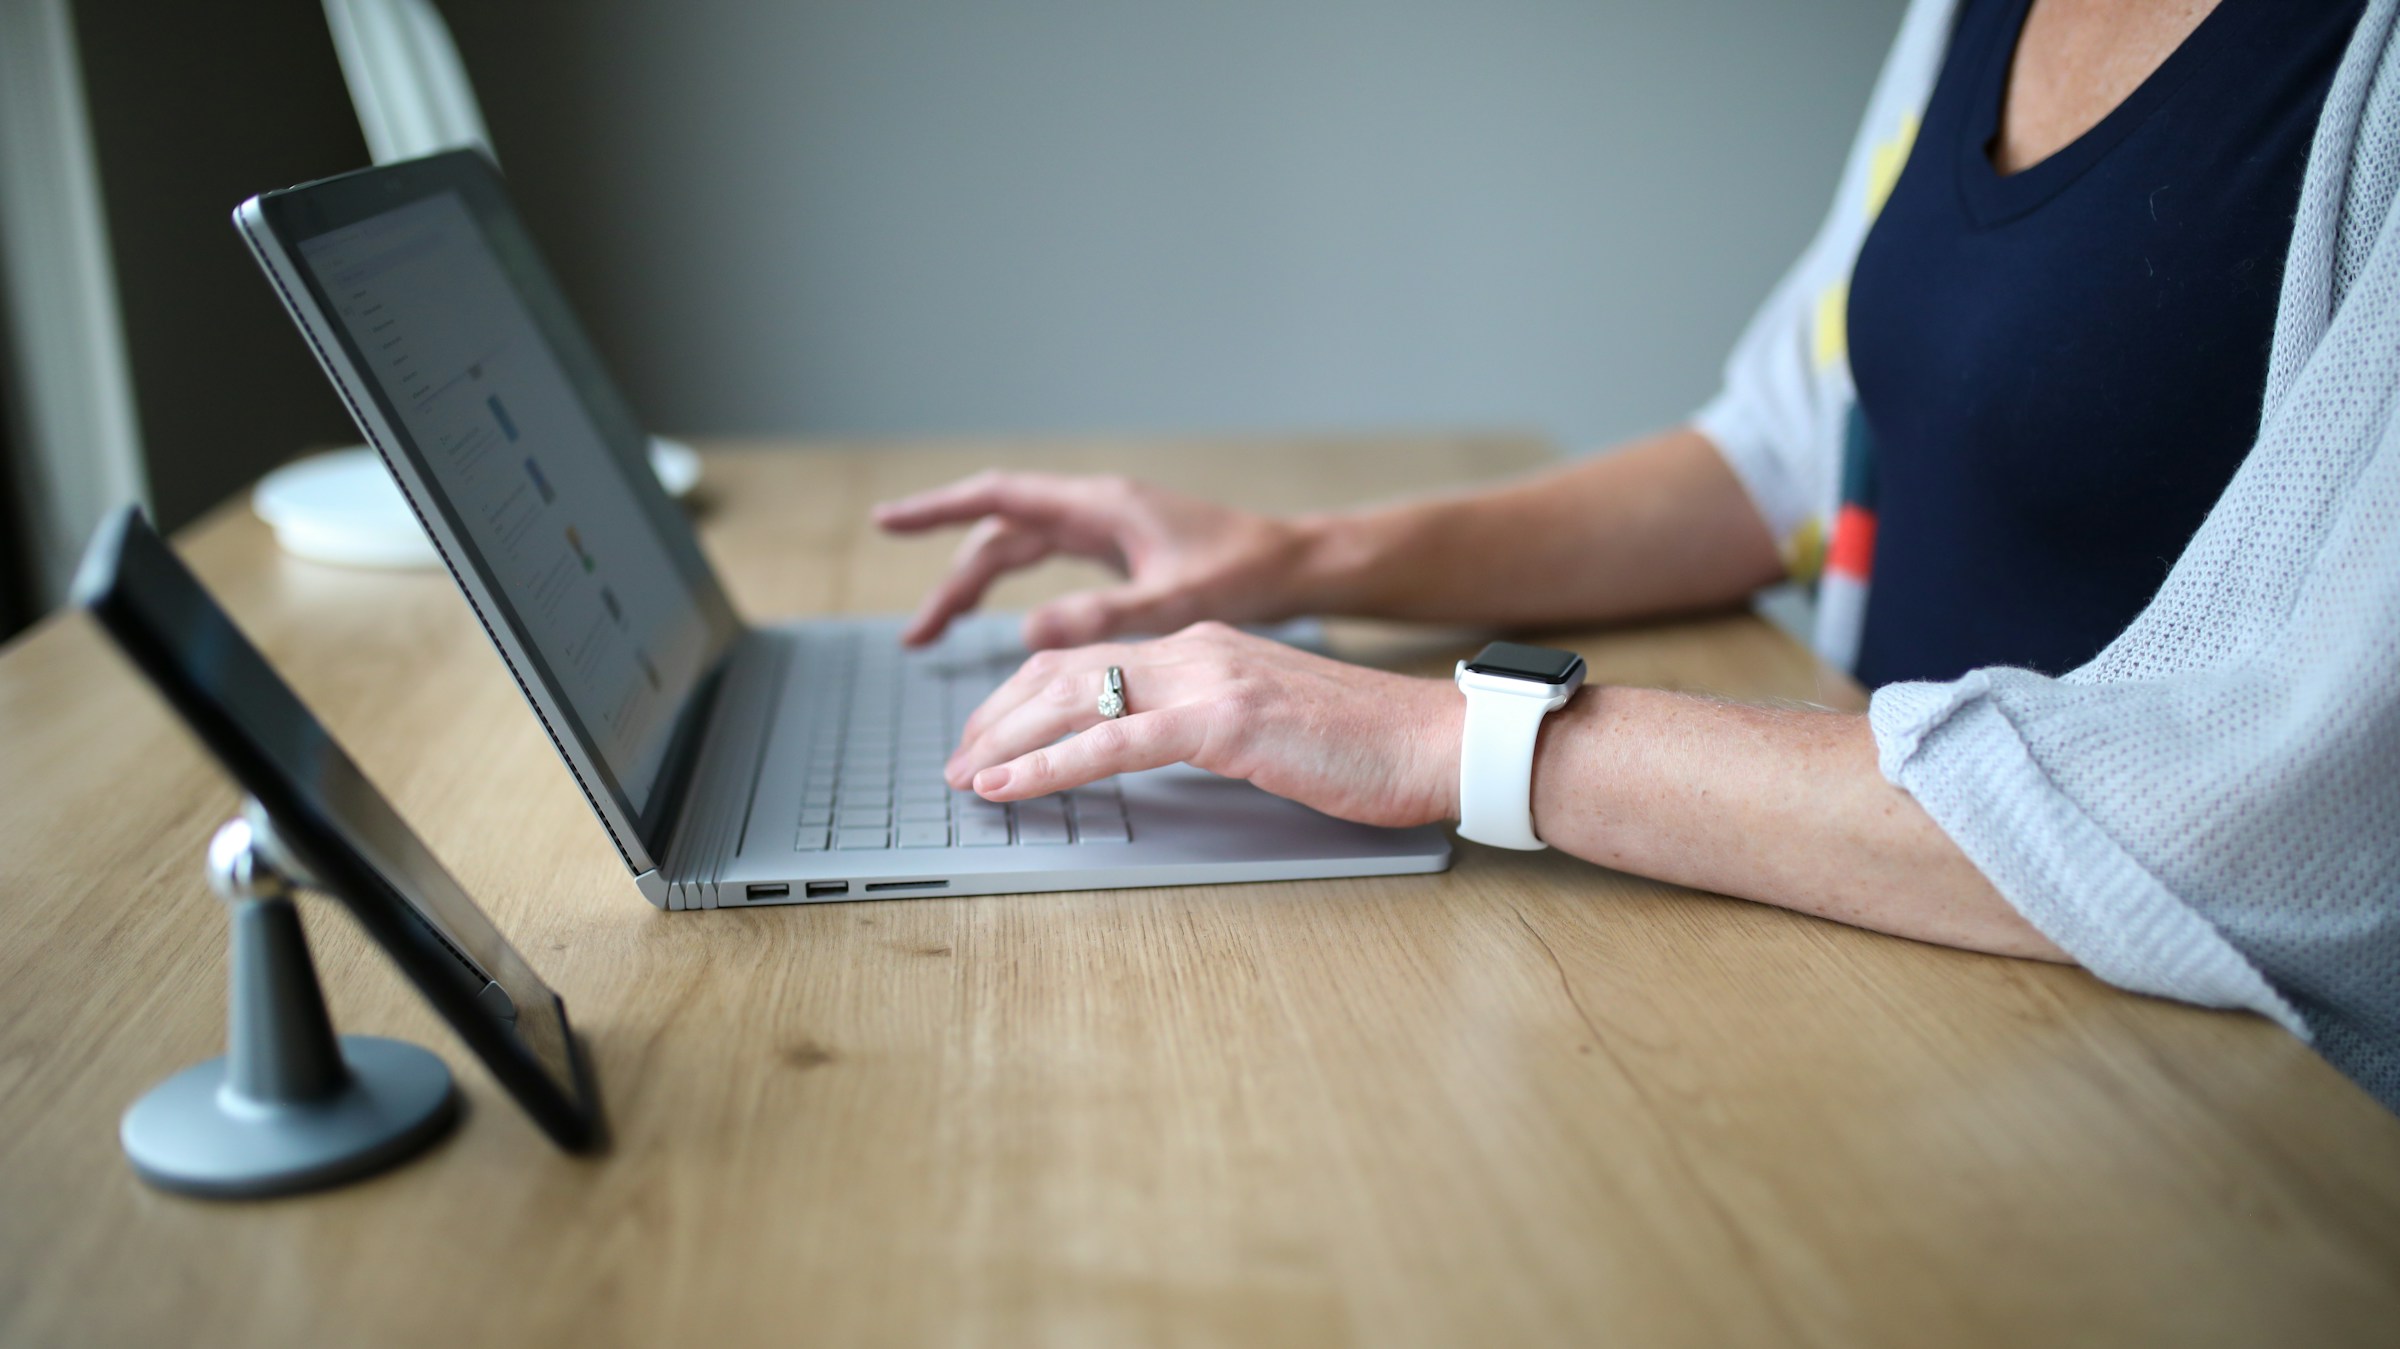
[1453,641,1586,850]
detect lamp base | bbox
[121,1034,456,1199]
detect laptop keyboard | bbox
[793,632,1133,851]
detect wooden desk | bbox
[3,437,2397,1347]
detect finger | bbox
[1022,584,1187,650]
[944,670,1097,787]
[957,641,1136,746]
[947,656,1192,786]
[972,705,1212,801]
[900,517,1056,647]
[872,471,1088,535]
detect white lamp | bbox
[257,0,698,569]
[321,0,497,168]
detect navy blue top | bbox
[1846,0,2362,688]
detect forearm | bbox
[1524,687,2069,962]
[1289,426,1787,628]
[944,616,2062,963]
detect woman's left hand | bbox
[946,622,1461,829]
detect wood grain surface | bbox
[2,437,2396,1348]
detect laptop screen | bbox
[248,153,742,857]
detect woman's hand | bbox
[873,472,1318,649]
[945,622,1461,829]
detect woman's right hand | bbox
[872,472,1325,649]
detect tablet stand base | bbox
[120,806,457,1199]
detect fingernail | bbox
[975,766,1012,794]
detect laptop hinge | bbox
[633,870,672,910]
[638,625,764,865]
[655,629,788,907]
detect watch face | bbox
[1465,641,1584,684]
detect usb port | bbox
[863,879,949,893]
[745,883,790,900]
[803,880,849,898]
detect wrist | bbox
[1413,675,1466,822]
[1525,685,1600,849]
[1283,510,1389,617]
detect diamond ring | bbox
[1097,666,1127,720]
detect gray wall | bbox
[450,0,1905,453]
[0,369,27,639]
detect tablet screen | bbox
[76,509,600,1150]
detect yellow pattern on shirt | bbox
[1791,113,1922,579]
[1785,513,1829,583]
[1811,113,1922,373]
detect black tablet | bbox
[74,507,604,1151]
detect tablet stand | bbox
[119,800,457,1198]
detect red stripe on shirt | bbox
[1827,503,1878,580]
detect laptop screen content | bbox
[294,191,713,812]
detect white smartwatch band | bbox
[1454,654,1584,850]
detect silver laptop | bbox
[235,151,1450,911]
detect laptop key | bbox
[896,822,949,848]
[796,828,830,851]
[836,826,890,850]
[1076,815,1131,843]
[1016,813,1070,845]
[959,819,1011,846]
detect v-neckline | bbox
[1954,0,2271,228]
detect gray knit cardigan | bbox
[1698,0,2400,1110]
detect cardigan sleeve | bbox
[1688,239,1850,560]
[1868,420,2400,1105]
